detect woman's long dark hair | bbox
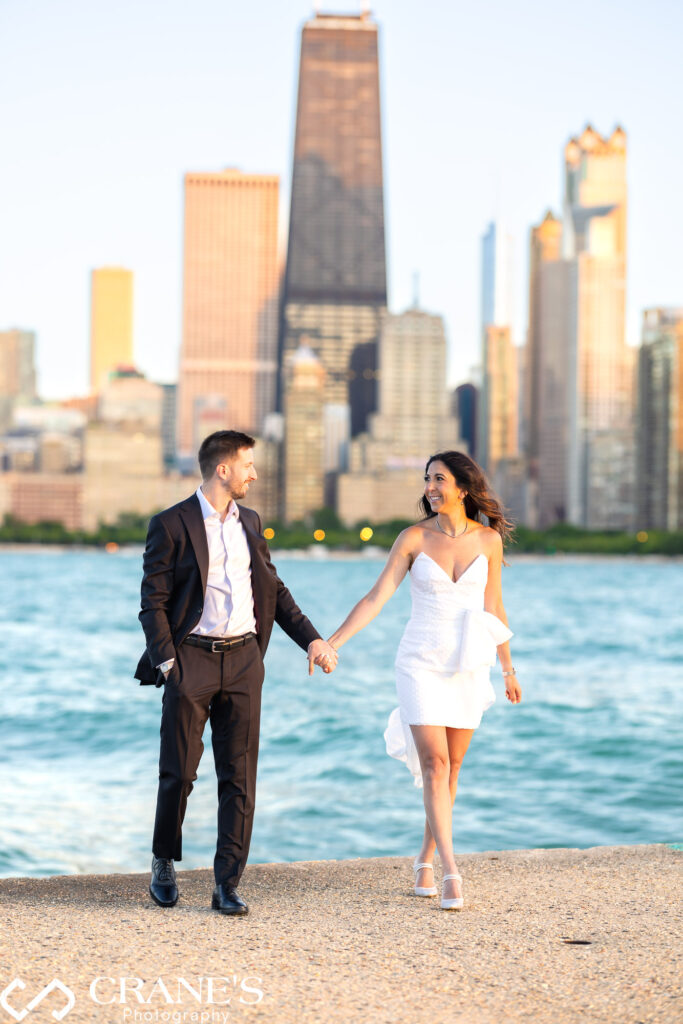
[419,450,515,545]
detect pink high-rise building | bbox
[177,169,279,464]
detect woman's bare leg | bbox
[414,727,475,896]
[410,725,456,888]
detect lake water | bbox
[0,548,681,878]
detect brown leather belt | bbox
[183,632,256,653]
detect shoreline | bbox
[1,844,680,1023]
[0,541,682,563]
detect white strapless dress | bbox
[384,552,513,787]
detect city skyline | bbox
[1,0,681,399]
[1,117,663,532]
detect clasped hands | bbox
[307,638,339,676]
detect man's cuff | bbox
[157,658,175,674]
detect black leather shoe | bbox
[149,855,178,907]
[212,883,248,915]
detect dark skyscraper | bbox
[280,11,387,443]
[454,383,478,459]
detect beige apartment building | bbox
[484,325,518,470]
[525,211,562,476]
[90,268,134,393]
[0,358,275,530]
[337,309,462,525]
[98,367,163,429]
[177,169,280,464]
[283,346,326,523]
[525,217,576,526]
[0,329,37,430]
[84,423,161,529]
[0,329,36,399]
[563,125,634,527]
[246,435,281,527]
[526,127,634,528]
[637,308,683,530]
[82,363,201,531]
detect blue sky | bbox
[1,0,681,399]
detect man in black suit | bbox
[135,430,338,915]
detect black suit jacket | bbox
[134,493,321,685]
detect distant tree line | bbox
[0,511,682,554]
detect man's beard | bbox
[219,477,247,501]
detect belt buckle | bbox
[211,639,224,653]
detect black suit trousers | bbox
[152,639,265,886]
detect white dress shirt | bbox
[191,486,257,638]
[156,488,256,672]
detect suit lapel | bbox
[239,506,274,613]
[179,494,209,594]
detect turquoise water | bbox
[0,549,681,878]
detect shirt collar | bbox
[196,486,239,523]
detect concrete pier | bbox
[0,844,680,1023]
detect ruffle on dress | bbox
[456,608,513,672]
[384,708,424,787]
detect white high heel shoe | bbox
[413,861,438,897]
[441,873,464,910]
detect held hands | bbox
[307,639,339,676]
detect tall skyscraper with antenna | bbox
[279,10,387,453]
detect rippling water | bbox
[0,548,680,878]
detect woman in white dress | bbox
[327,451,522,910]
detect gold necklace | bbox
[436,515,468,539]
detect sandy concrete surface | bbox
[0,845,680,1024]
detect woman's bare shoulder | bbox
[393,522,434,556]
[479,525,503,555]
[396,521,430,544]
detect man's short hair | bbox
[197,430,256,480]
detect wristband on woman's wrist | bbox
[502,667,516,677]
